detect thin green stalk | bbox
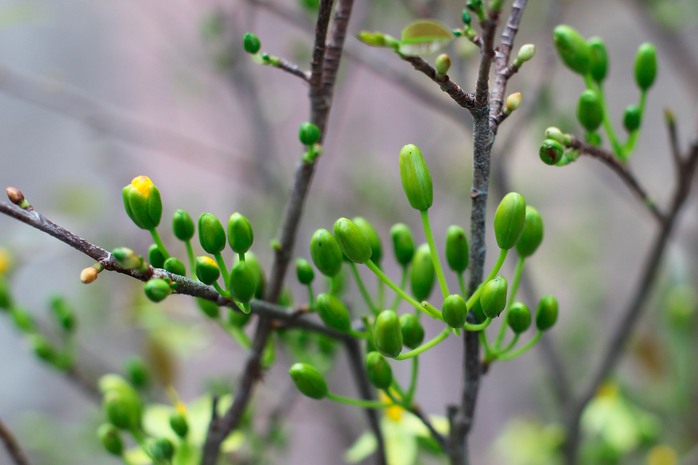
[496,332,541,361]
[377,277,385,309]
[396,327,451,360]
[366,260,432,317]
[213,252,230,288]
[238,253,246,263]
[494,255,525,349]
[405,356,419,405]
[389,266,409,310]
[463,317,491,332]
[350,263,377,313]
[493,334,519,358]
[586,75,622,156]
[184,240,195,277]
[149,228,171,259]
[212,282,231,299]
[306,283,315,308]
[389,378,407,399]
[465,248,508,309]
[348,329,369,339]
[420,210,449,299]
[457,272,467,298]
[327,392,393,409]
[479,330,495,360]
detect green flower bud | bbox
[400,313,425,349]
[149,438,175,461]
[410,243,435,302]
[229,261,258,304]
[103,391,139,430]
[310,229,343,277]
[148,244,166,268]
[357,31,387,47]
[480,276,508,318]
[587,37,608,83]
[97,424,124,456]
[623,105,642,132]
[169,412,189,438]
[49,295,76,333]
[516,43,536,64]
[0,276,12,311]
[471,296,486,324]
[333,217,372,264]
[553,25,591,75]
[445,225,469,273]
[164,257,186,276]
[390,223,415,266]
[245,252,266,299]
[515,206,544,257]
[229,310,252,327]
[507,302,531,334]
[435,53,451,77]
[536,295,558,331]
[144,278,172,303]
[461,9,472,25]
[123,357,149,390]
[315,293,351,332]
[172,209,195,241]
[296,258,315,285]
[494,193,527,250]
[122,176,162,230]
[540,139,565,165]
[544,127,567,145]
[227,212,254,254]
[242,32,261,54]
[353,217,383,265]
[577,90,603,132]
[196,298,220,319]
[195,256,220,285]
[442,294,468,328]
[112,247,142,270]
[198,213,226,255]
[366,351,393,389]
[374,309,403,358]
[298,122,321,145]
[634,43,657,90]
[504,92,522,114]
[10,307,35,333]
[399,144,433,211]
[28,334,56,363]
[289,363,328,399]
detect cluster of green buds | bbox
[289,144,558,409]
[547,25,658,161]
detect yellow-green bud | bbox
[195,256,220,285]
[480,276,508,318]
[227,212,254,254]
[97,424,124,456]
[553,25,591,75]
[49,296,76,333]
[588,37,608,83]
[198,213,226,255]
[289,363,328,399]
[536,295,558,331]
[298,122,321,145]
[445,225,469,274]
[577,90,603,132]
[144,278,172,303]
[539,139,565,165]
[333,217,372,264]
[112,247,142,270]
[515,206,544,257]
[149,438,175,461]
[122,176,162,230]
[399,144,433,211]
[400,313,425,349]
[515,44,536,65]
[374,310,403,358]
[461,9,472,25]
[634,43,657,91]
[544,127,571,146]
[103,391,139,430]
[242,32,261,54]
[390,223,415,266]
[148,244,166,268]
[164,257,186,276]
[623,105,641,132]
[366,351,393,390]
[504,92,522,115]
[494,193,527,250]
[410,243,435,301]
[507,302,531,334]
[435,53,451,77]
[295,258,315,285]
[229,261,258,304]
[315,293,351,332]
[11,307,35,332]
[353,217,383,265]
[442,294,468,328]
[172,209,195,241]
[169,412,189,438]
[28,334,56,363]
[310,229,343,277]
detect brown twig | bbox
[398,55,478,110]
[272,58,311,82]
[0,418,31,465]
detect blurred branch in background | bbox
[0,417,32,465]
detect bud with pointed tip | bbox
[442,294,468,328]
[514,44,536,67]
[400,313,425,349]
[310,229,343,277]
[198,213,226,255]
[289,363,328,399]
[634,43,657,90]
[172,209,195,241]
[315,293,351,332]
[504,92,522,115]
[536,295,558,331]
[6,187,30,209]
[366,351,393,390]
[333,218,372,264]
[353,217,383,265]
[507,302,532,334]
[390,223,415,266]
[494,193,526,250]
[374,309,403,358]
[435,53,451,78]
[399,144,433,211]
[410,243,435,301]
[553,25,590,75]
[515,206,544,257]
[122,176,162,230]
[480,276,508,318]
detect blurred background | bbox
[1,0,697,464]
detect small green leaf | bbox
[399,20,454,56]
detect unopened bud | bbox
[588,37,608,83]
[242,32,261,54]
[539,139,565,166]
[6,187,31,209]
[623,105,641,132]
[289,363,328,399]
[515,44,536,66]
[553,25,591,75]
[435,53,451,77]
[634,43,657,91]
[334,217,372,264]
[504,92,522,115]
[493,192,526,250]
[507,302,531,334]
[399,144,433,211]
[80,265,100,284]
[577,90,603,132]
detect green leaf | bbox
[399,20,454,56]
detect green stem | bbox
[213,252,230,289]
[420,209,449,299]
[465,248,508,309]
[493,333,520,357]
[457,272,467,298]
[366,260,432,317]
[212,282,231,299]
[327,392,393,409]
[184,240,195,277]
[389,266,409,310]
[377,276,385,309]
[350,263,377,314]
[621,90,647,158]
[463,317,491,332]
[238,253,246,262]
[586,75,622,156]
[494,255,525,349]
[479,330,495,360]
[405,356,419,405]
[348,329,369,339]
[396,327,451,360]
[389,378,407,399]
[496,332,542,361]
[306,283,315,308]
[149,228,171,260]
